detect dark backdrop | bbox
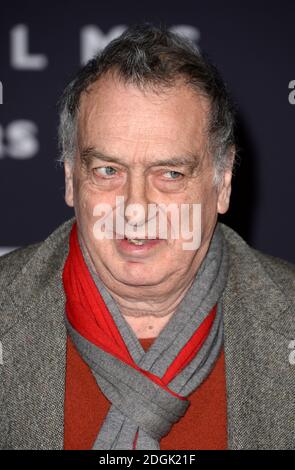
[0,0,294,262]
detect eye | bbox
[163,170,184,179]
[94,166,117,177]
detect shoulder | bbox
[0,218,75,292]
[0,244,40,289]
[219,222,295,301]
[251,249,295,297]
[219,222,295,342]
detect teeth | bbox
[128,239,145,245]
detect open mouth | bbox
[115,235,164,253]
[125,237,157,245]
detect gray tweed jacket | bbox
[0,218,294,450]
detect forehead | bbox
[77,75,210,160]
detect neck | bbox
[104,276,196,338]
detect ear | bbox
[64,160,74,207]
[217,146,235,215]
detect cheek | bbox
[73,180,100,234]
[198,188,219,241]
[180,179,218,247]
[200,180,218,212]
[160,242,198,276]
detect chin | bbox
[115,265,163,287]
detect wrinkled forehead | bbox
[77,75,211,161]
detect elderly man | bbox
[0,24,294,451]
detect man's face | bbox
[65,75,232,293]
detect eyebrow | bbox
[80,146,201,169]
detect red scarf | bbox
[63,222,217,401]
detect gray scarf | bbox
[65,222,229,450]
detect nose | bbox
[124,172,149,224]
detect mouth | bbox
[115,235,165,254]
[124,236,160,245]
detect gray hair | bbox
[58,23,236,186]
